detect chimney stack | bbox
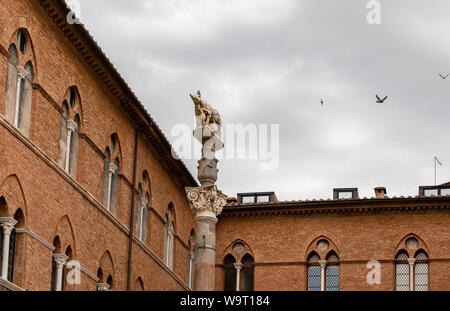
[374,187,387,198]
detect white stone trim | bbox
[15,228,56,251]
[0,277,25,291]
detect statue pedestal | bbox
[186,186,227,291]
[193,125,224,153]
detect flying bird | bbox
[439,73,449,79]
[376,95,388,103]
[320,99,324,106]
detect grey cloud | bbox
[77,0,450,200]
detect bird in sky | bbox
[320,99,324,106]
[439,73,449,79]
[376,95,388,103]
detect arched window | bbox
[163,204,175,269]
[395,236,429,291]
[4,29,34,137]
[58,87,81,177]
[187,230,195,289]
[50,236,68,292]
[102,136,120,215]
[222,242,255,291]
[395,252,409,291]
[325,252,340,291]
[241,254,254,291]
[307,253,321,291]
[223,254,236,291]
[414,251,428,291]
[306,238,340,291]
[135,172,150,243]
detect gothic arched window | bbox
[4,29,34,137]
[395,236,429,291]
[241,254,254,291]
[58,87,81,177]
[307,253,321,291]
[306,238,340,291]
[135,172,150,243]
[163,204,175,269]
[223,254,237,291]
[222,241,255,291]
[102,136,120,215]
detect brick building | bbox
[0,0,449,292]
[217,186,450,291]
[0,0,198,291]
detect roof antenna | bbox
[434,156,442,186]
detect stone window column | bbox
[97,283,110,291]
[318,260,327,291]
[64,120,78,172]
[408,258,416,291]
[106,163,118,211]
[188,251,195,288]
[234,263,243,291]
[138,196,148,240]
[167,226,174,269]
[0,217,17,280]
[53,254,69,291]
[13,67,27,128]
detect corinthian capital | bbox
[0,217,18,235]
[53,254,69,269]
[186,185,227,218]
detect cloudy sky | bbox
[76,0,450,200]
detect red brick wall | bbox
[216,208,450,291]
[0,0,195,291]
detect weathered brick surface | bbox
[216,208,450,290]
[0,0,195,291]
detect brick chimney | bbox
[374,187,387,198]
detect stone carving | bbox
[186,185,227,217]
[186,90,227,291]
[190,90,223,153]
[190,90,222,128]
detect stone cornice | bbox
[221,198,450,218]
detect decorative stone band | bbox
[186,185,227,218]
[97,283,110,291]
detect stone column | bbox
[186,91,226,291]
[53,254,68,291]
[106,163,118,211]
[186,186,227,291]
[188,251,195,288]
[319,260,327,291]
[408,258,416,291]
[0,217,17,280]
[64,120,78,172]
[234,263,243,291]
[167,225,174,269]
[97,283,110,291]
